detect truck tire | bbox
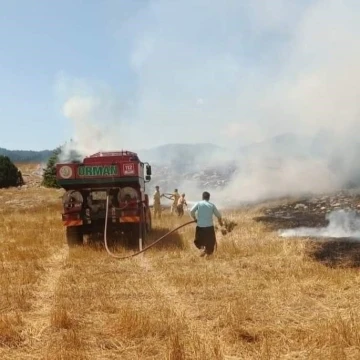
[66,226,83,247]
[146,209,152,233]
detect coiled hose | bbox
[104,195,196,260]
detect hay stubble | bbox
[0,166,360,359]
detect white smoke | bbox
[55,73,136,162]
[55,0,360,205]
[58,93,130,162]
[279,210,360,239]
[33,163,46,177]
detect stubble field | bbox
[1,164,360,359]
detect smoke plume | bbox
[55,0,360,206]
[279,210,360,239]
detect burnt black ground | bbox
[253,191,360,268]
[306,237,360,268]
[253,213,328,230]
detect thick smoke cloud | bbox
[55,0,360,206]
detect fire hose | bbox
[103,194,196,260]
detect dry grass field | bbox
[1,164,360,359]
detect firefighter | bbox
[169,188,180,214]
[153,185,162,218]
[177,193,187,217]
[190,191,223,258]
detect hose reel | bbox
[117,186,139,204]
[62,190,83,209]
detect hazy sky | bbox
[1,0,360,152]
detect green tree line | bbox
[0,147,53,163]
[0,141,82,189]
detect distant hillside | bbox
[4,134,360,193]
[137,143,235,171]
[0,143,228,165]
[0,147,53,163]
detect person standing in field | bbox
[190,191,223,258]
[169,188,180,214]
[153,185,162,219]
[176,193,187,217]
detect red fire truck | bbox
[55,151,152,249]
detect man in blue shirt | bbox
[190,191,223,257]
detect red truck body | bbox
[55,151,152,248]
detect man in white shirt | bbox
[190,191,223,257]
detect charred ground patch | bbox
[253,190,360,231]
[253,190,360,268]
[253,212,328,230]
[305,237,360,268]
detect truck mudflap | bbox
[63,219,83,226]
[119,216,140,223]
[62,213,83,227]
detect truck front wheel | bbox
[66,226,83,247]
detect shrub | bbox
[42,148,61,188]
[0,156,22,188]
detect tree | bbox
[41,142,83,188]
[42,147,61,188]
[0,155,22,188]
